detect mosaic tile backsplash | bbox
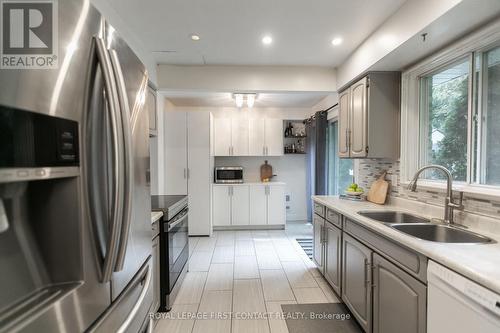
[356,159,500,219]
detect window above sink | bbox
[401,20,500,199]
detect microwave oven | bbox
[214,166,243,183]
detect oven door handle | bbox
[167,209,188,232]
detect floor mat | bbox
[295,238,313,259]
[281,303,362,333]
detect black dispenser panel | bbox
[0,106,79,168]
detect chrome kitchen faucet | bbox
[407,165,464,225]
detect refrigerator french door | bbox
[0,1,152,332]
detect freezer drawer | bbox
[88,257,153,333]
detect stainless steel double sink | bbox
[357,211,493,244]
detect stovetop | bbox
[151,195,188,220]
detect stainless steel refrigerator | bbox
[0,0,153,332]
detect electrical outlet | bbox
[391,174,398,186]
[285,195,290,202]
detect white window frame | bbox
[401,18,500,198]
[327,107,359,195]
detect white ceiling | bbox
[106,0,407,66]
[163,91,331,108]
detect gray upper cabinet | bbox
[313,214,324,273]
[338,72,400,159]
[350,77,368,157]
[372,253,427,333]
[342,233,373,333]
[324,222,342,295]
[338,90,350,158]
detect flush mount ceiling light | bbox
[246,94,255,108]
[234,94,244,108]
[190,34,200,41]
[233,93,257,108]
[262,35,273,45]
[331,37,343,46]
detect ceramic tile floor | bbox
[154,225,341,333]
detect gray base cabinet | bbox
[342,233,373,333]
[324,222,342,295]
[373,253,427,333]
[313,214,324,272]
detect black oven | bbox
[214,166,243,183]
[152,195,189,312]
[165,206,188,297]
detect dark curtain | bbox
[305,111,328,221]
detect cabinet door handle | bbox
[345,129,349,152]
[324,227,328,244]
[364,259,371,286]
[263,146,265,156]
[228,186,231,196]
[184,168,187,179]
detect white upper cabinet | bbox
[338,72,400,159]
[264,118,283,156]
[214,117,232,156]
[217,116,282,157]
[164,111,188,195]
[249,118,266,156]
[231,116,249,156]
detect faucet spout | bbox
[407,165,463,224]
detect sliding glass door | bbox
[327,120,354,195]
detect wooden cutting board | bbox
[367,171,389,205]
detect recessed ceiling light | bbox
[190,34,200,41]
[331,37,343,46]
[262,35,273,45]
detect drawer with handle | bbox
[326,208,341,228]
[314,202,325,217]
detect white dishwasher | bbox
[428,260,500,333]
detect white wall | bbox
[336,0,461,88]
[215,156,308,222]
[157,65,336,93]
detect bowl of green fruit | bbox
[345,183,364,197]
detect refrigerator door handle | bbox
[91,36,124,283]
[109,48,136,272]
[116,261,151,333]
[86,257,152,333]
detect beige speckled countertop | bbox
[151,211,163,224]
[313,195,500,294]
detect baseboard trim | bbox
[213,225,285,231]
